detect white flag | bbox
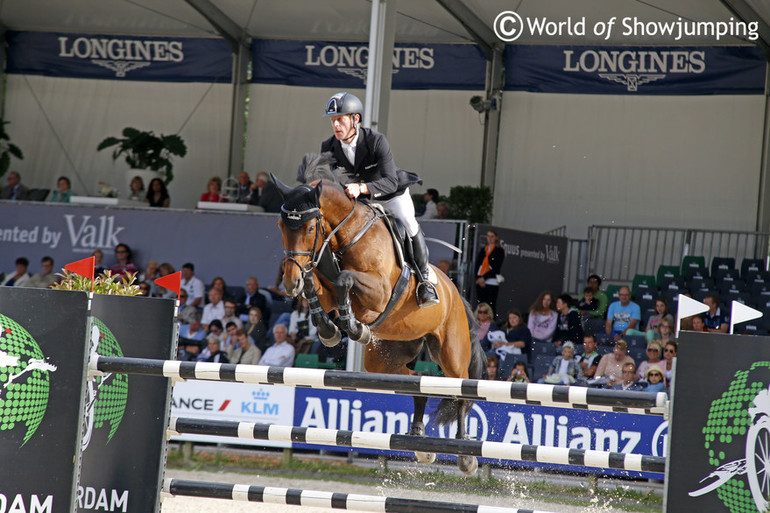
[730,301,763,333]
[677,294,709,319]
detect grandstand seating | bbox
[711,257,736,276]
[681,255,706,275]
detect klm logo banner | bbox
[505,45,766,95]
[6,30,233,83]
[251,39,486,90]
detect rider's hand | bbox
[345,183,368,198]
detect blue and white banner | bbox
[5,30,233,83]
[505,45,766,95]
[251,39,486,90]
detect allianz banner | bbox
[5,30,233,83]
[505,45,766,95]
[251,39,486,90]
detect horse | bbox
[273,154,485,475]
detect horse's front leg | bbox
[303,274,341,347]
[410,396,437,464]
[334,270,371,344]
[455,400,478,475]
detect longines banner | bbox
[79,296,176,513]
[0,288,90,513]
[5,30,233,82]
[665,332,770,513]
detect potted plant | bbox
[0,120,24,180]
[97,127,187,188]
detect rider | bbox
[321,91,439,308]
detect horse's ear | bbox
[271,173,293,197]
[314,181,323,202]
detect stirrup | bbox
[416,281,440,308]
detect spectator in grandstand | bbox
[110,243,138,277]
[266,260,290,300]
[494,308,532,356]
[689,315,709,332]
[611,362,646,391]
[636,341,663,381]
[642,298,674,342]
[156,262,178,299]
[436,201,450,219]
[258,323,295,367]
[2,257,31,287]
[475,303,498,350]
[27,256,59,288]
[474,229,505,313]
[485,354,501,380]
[229,329,262,365]
[248,172,283,213]
[179,311,206,341]
[528,290,558,343]
[181,263,205,308]
[236,171,253,203]
[244,306,269,354]
[92,249,106,277]
[144,178,170,208]
[577,286,599,318]
[201,287,225,331]
[200,334,229,363]
[221,299,243,330]
[644,365,667,393]
[289,297,318,355]
[208,276,233,303]
[206,319,224,343]
[655,318,676,346]
[539,341,578,385]
[137,281,151,296]
[552,294,583,347]
[576,333,601,385]
[594,339,635,387]
[508,361,530,383]
[1,171,29,200]
[127,175,145,201]
[139,260,158,284]
[221,321,239,354]
[418,188,439,219]
[239,276,271,323]
[200,176,227,203]
[605,286,641,342]
[580,274,608,319]
[49,176,75,203]
[663,341,677,384]
[703,293,729,333]
[175,290,197,321]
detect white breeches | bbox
[378,187,419,237]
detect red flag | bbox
[155,271,182,297]
[64,256,95,282]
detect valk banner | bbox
[665,332,770,512]
[472,225,567,315]
[505,45,766,95]
[0,288,90,513]
[5,30,233,83]
[251,39,486,90]
[292,388,666,478]
[79,296,175,513]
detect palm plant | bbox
[97,127,187,185]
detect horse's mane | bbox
[296,152,353,187]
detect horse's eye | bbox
[307,225,315,234]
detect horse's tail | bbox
[432,297,485,427]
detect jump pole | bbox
[164,478,559,513]
[94,356,668,415]
[169,416,666,473]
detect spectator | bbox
[636,341,664,381]
[201,288,225,331]
[249,172,283,213]
[474,303,498,348]
[655,319,676,346]
[207,319,225,342]
[180,263,205,308]
[577,286,599,318]
[221,322,240,355]
[436,201,450,219]
[595,339,635,388]
[156,262,178,299]
[703,293,729,333]
[177,339,202,362]
[137,281,151,296]
[235,171,253,203]
[644,364,667,393]
[611,362,645,391]
[200,176,227,203]
[689,315,708,332]
[1,172,29,200]
[289,297,318,355]
[2,257,31,287]
[221,299,243,330]
[540,341,578,385]
[244,306,269,354]
[208,276,232,302]
[239,276,271,323]
[418,188,439,219]
[128,176,145,201]
[492,308,532,357]
[258,324,295,367]
[640,298,674,342]
[140,260,159,284]
[474,229,505,313]
[580,274,608,319]
[175,290,197,322]
[266,260,289,300]
[110,243,138,277]
[485,354,501,380]
[605,286,641,342]
[229,329,262,365]
[663,341,677,384]
[27,256,59,288]
[179,312,206,341]
[49,176,75,203]
[201,335,229,363]
[528,291,558,343]
[145,178,170,208]
[92,249,106,276]
[508,361,530,383]
[552,294,583,347]
[576,334,601,385]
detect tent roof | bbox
[1,0,767,47]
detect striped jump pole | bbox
[169,417,665,473]
[94,356,668,415]
[164,478,558,513]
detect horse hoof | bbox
[352,325,371,345]
[457,455,478,475]
[415,451,436,464]
[320,329,342,348]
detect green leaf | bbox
[97,137,121,151]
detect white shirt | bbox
[419,200,438,219]
[201,301,225,326]
[258,341,295,367]
[2,272,30,287]
[341,130,359,165]
[181,276,205,305]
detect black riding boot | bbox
[411,231,440,308]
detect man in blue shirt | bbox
[605,286,641,342]
[703,293,729,333]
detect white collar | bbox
[341,129,359,152]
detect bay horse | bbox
[273,154,485,474]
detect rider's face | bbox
[331,114,357,143]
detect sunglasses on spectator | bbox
[647,348,660,352]
[664,348,676,353]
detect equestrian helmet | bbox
[323,92,363,123]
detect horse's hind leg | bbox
[455,400,478,475]
[303,274,341,347]
[410,395,436,464]
[334,270,370,344]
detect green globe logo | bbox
[696,362,770,512]
[0,313,57,446]
[82,318,128,450]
